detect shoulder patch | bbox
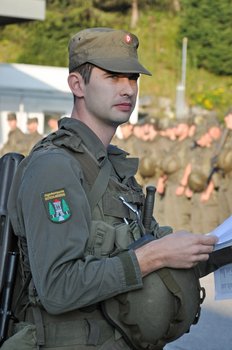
[42,188,71,223]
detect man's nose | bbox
[120,78,136,96]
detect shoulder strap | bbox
[62,144,112,213]
[88,160,111,212]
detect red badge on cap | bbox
[124,34,132,44]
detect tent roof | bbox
[0,63,71,96]
[0,0,45,26]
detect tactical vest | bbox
[11,128,204,350]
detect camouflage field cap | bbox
[27,117,38,124]
[69,27,151,75]
[7,112,17,121]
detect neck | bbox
[71,112,117,148]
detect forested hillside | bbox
[1,0,232,116]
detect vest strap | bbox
[62,144,112,213]
[88,159,111,212]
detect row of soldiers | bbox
[0,113,60,157]
[112,108,232,234]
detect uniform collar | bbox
[59,117,106,163]
[59,117,138,178]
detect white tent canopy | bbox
[0,0,45,26]
[0,63,73,115]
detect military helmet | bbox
[102,267,202,350]
[161,154,180,174]
[139,156,156,177]
[188,171,207,192]
[217,149,232,173]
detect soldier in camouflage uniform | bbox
[0,113,27,156]
[186,127,220,233]
[216,108,232,222]
[47,115,60,133]
[158,119,194,231]
[112,121,135,155]
[134,118,173,224]
[25,117,43,155]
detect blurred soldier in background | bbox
[134,117,172,223]
[112,121,135,155]
[26,117,43,154]
[185,126,220,233]
[47,115,60,133]
[157,119,194,231]
[216,107,232,221]
[0,112,27,156]
[159,119,177,141]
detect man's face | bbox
[83,67,139,127]
[208,126,221,140]
[140,123,157,141]
[121,123,134,139]
[27,122,38,134]
[175,123,189,137]
[8,120,17,130]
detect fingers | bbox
[197,254,210,262]
[174,231,218,247]
[199,242,215,253]
[200,233,218,246]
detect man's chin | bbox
[110,116,131,127]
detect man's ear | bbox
[68,72,85,97]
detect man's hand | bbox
[175,185,185,196]
[135,231,218,277]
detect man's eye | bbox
[108,74,118,79]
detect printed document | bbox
[207,216,232,300]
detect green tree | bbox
[93,0,131,11]
[18,0,101,66]
[178,0,232,75]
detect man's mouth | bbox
[115,103,132,112]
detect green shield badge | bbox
[42,188,71,223]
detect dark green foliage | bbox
[18,1,108,66]
[4,0,136,67]
[0,0,181,66]
[93,0,131,12]
[90,0,178,12]
[179,0,232,75]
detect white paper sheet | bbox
[208,215,232,251]
[214,264,232,300]
[207,216,232,300]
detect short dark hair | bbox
[70,63,95,103]
[70,62,95,84]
